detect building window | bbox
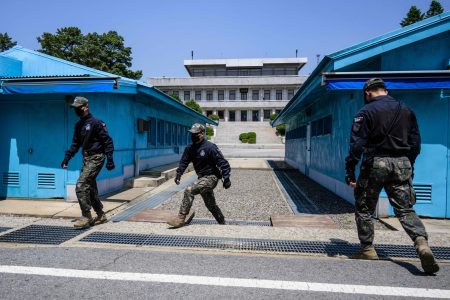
[276,90,282,100]
[195,90,202,101]
[172,123,177,145]
[148,118,157,146]
[157,120,163,145]
[206,110,213,118]
[229,110,236,122]
[263,110,271,120]
[229,90,236,100]
[172,91,179,98]
[288,89,294,99]
[264,90,271,100]
[241,110,247,122]
[166,122,171,145]
[276,109,282,114]
[240,88,248,101]
[218,90,224,101]
[206,90,213,101]
[311,115,332,137]
[218,110,225,120]
[252,90,259,101]
[184,91,191,101]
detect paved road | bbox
[0,246,448,299]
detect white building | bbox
[148,58,307,122]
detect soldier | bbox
[167,123,231,228]
[61,96,115,229]
[345,78,439,274]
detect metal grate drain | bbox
[190,219,271,226]
[80,232,450,260]
[273,170,319,214]
[0,225,88,245]
[0,227,11,233]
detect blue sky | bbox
[1,0,448,78]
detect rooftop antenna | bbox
[295,49,298,58]
[316,54,321,65]
[191,50,194,60]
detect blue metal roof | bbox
[0,46,215,125]
[272,11,450,126]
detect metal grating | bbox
[80,232,450,260]
[111,176,197,222]
[0,227,12,233]
[190,218,271,226]
[414,184,432,202]
[0,225,88,245]
[3,172,19,186]
[273,170,319,214]
[38,173,56,189]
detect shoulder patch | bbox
[354,116,364,123]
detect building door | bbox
[229,111,236,122]
[305,123,311,176]
[241,110,247,122]
[252,110,259,121]
[0,101,66,198]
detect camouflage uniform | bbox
[76,153,105,216]
[355,157,427,246]
[179,174,224,223]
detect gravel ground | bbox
[157,169,292,221]
[279,169,388,231]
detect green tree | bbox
[425,0,444,18]
[400,6,424,27]
[170,93,181,102]
[37,27,142,79]
[184,99,203,114]
[0,33,17,52]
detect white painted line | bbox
[0,265,449,298]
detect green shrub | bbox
[248,138,256,144]
[247,132,256,139]
[205,126,214,137]
[208,114,219,121]
[239,133,249,141]
[276,124,286,136]
[269,113,278,121]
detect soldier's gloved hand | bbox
[61,159,68,169]
[223,177,231,189]
[345,170,356,186]
[174,176,181,185]
[106,159,115,171]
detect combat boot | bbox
[93,213,108,226]
[350,245,379,260]
[415,236,440,274]
[167,211,195,228]
[74,211,94,229]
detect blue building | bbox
[0,46,215,200]
[273,12,450,218]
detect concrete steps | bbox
[214,122,283,144]
[125,163,194,188]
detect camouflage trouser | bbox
[76,153,105,216]
[179,174,225,223]
[355,156,428,246]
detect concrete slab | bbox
[106,188,154,202]
[270,214,339,229]
[127,209,194,223]
[54,201,125,218]
[0,199,125,219]
[380,217,450,233]
[228,159,271,169]
[0,200,72,217]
